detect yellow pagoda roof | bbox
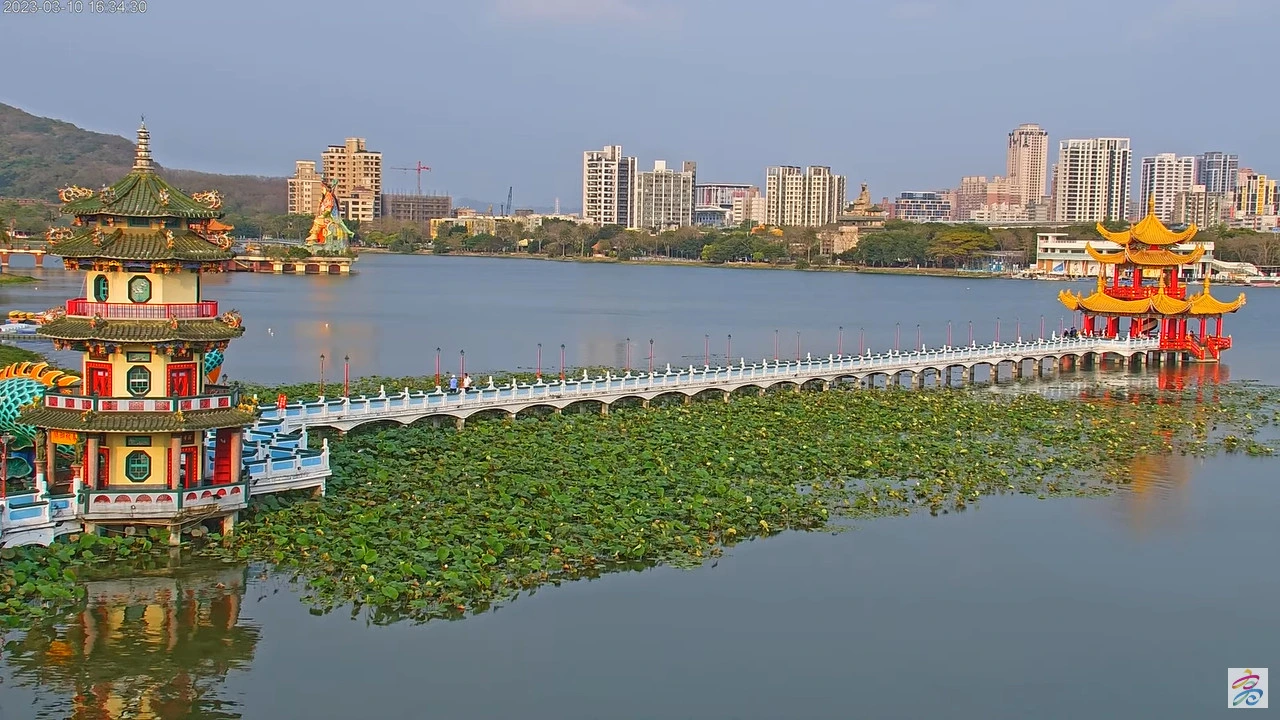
[1084,243,1206,266]
[1094,195,1198,247]
[1058,275,1246,316]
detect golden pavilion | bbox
[1058,197,1245,362]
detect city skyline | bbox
[3,0,1278,208]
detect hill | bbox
[0,103,285,216]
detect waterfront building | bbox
[632,160,697,230]
[894,191,952,223]
[320,138,382,222]
[381,193,452,224]
[695,183,757,208]
[1233,169,1277,217]
[1140,153,1196,223]
[20,123,256,541]
[1058,197,1245,361]
[955,176,1019,221]
[1035,231,1216,279]
[765,166,846,227]
[1007,123,1049,205]
[1052,137,1132,223]
[731,194,767,226]
[582,145,637,226]
[1194,151,1239,196]
[694,206,731,228]
[970,203,1030,222]
[287,161,325,217]
[1173,185,1228,229]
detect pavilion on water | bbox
[19,122,256,542]
[1058,197,1246,362]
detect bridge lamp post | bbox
[460,350,466,381]
[968,320,974,346]
[560,344,566,383]
[995,317,1001,345]
[773,329,779,362]
[649,338,654,374]
[795,331,801,362]
[319,354,325,396]
[727,334,732,367]
[344,354,350,398]
[704,334,710,367]
[859,327,865,355]
[947,321,952,347]
[625,338,631,373]
[916,324,921,351]
[536,343,542,380]
[895,322,900,352]
[1016,315,1022,342]
[435,347,441,388]
[838,326,844,356]
[1040,315,1045,340]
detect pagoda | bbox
[1058,197,1246,362]
[19,122,256,542]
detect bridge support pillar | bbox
[553,407,562,415]
[683,395,693,405]
[1012,363,1023,380]
[599,403,609,416]
[0,251,8,268]
[964,367,975,385]
[913,372,925,389]
[723,390,731,403]
[642,399,651,408]
[1034,362,1043,378]
[757,388,765,397]
[820,380,830,391]
[455,417,466,430]
[312,484,325,498]
[221,511,238,537]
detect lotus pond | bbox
[2,381,1278,631]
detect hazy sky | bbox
[3,0,1277,208]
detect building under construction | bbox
[381,193,452,223]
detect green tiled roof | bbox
[51,227,235,262]
[61,170,221,220]
[38,317,245,343]
[18,406,256,432]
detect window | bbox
[128,217,151,228]
[92,274,109,302]
[128,276,152,303]
[127,365,151,396]
[124,451,151,482]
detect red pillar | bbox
[1199,317,1207,339]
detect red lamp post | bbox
[343,354,350,397]
[319,354,325,396]
[559,344,566,382]
[435,347,441,387]
[536,343,542,380]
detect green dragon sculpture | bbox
[0,361,80,479]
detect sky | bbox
[2,0,1278,210]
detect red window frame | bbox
[166,362,199,397]
[85,362,112,397]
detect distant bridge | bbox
[260,337,1164,433]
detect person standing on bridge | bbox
[463,373,473,393]
[449,374,458,393]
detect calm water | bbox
[1,254,1277,719]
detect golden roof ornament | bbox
[192,190,224,210]
[57,185,95,203]
[158,188,170,206]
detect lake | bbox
[1,253,1277,719]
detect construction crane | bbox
[388,161,431,195]
[504,187,513,216]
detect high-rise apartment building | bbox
[1007,123,1049,205]
[731,194,767,226]
[695,183,757,208]
[582,145,637,226]
[1234,169,1277,217]
[894,191,952,223]
[1195,152,1239,196]
[1052,138,1132,223]
[765,166,846,227]
[320,138,383,222]
[287,161,326,216]
[1173,185,1227,229]
[632,160,697,230]
[1140,153,1196,223]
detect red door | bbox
[213,428,234,484]
[167,363,197,397]
[86,363,112,397]
[97,446,110,489]
[180,446,200,488]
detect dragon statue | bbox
[305,178,352,252]
[0,362,80,481]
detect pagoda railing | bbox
[65,299,219,320]
[1107,285,1188,301]
[45,392,237,413]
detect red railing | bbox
[66,298,219,320]
[1108,285,1188,301]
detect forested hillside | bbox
[0,103,285,216]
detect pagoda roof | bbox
[38,316,244,343]
[1094,196,1197,247]
[19,406,255,433]
[1058,276,1245,317]
[1085,243,1206,267]
[48,226,235,262]
[58,123,225,220]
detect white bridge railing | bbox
[260,337,1159,427]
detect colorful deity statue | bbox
[0,362,80,482]
[305,178,352,251]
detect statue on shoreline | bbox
[305,178,352,251]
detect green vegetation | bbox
[0,273,36,285]
[0,343,47,367]
[2,378,1277,630]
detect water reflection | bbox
[2,564,257,720]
